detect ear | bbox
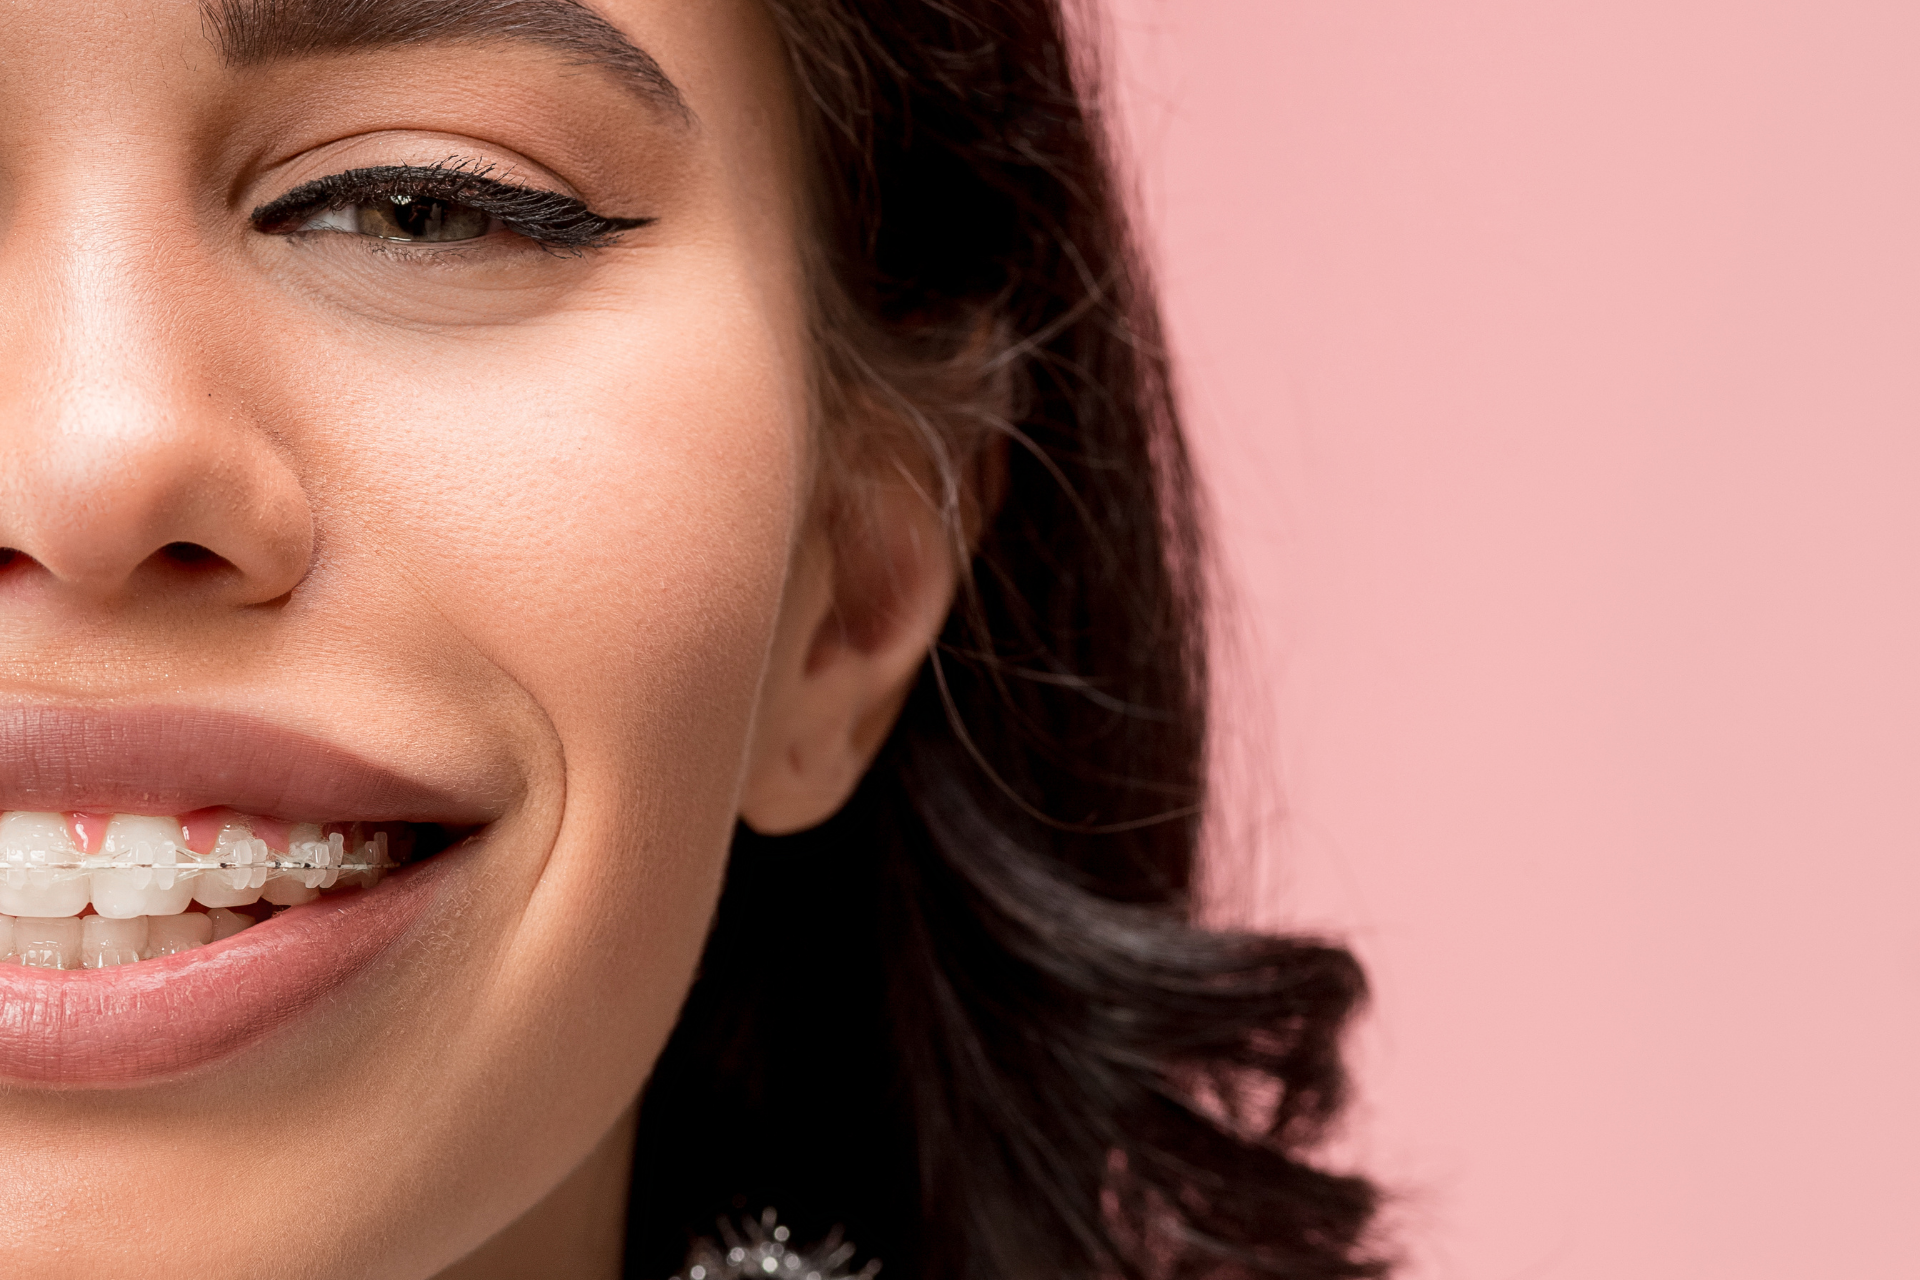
[739,475,959,835]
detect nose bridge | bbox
[0,223,314,607]
[28,240,201,486]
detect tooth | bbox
[80,915,149,968]
[259,874,319,906]
[191,825,265,909]
[206,907,251,941]
[91,815,197,919]
[0,812,91,917]
[15,916,81,969]
[288,823,329,889]
[257,826,319,905]
[347,832,391,890]
[0,913,12,961]
[144,912,213,957]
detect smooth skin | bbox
[0,2,955,1276]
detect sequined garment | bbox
[671,1210,879,1280]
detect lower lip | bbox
[0,855,443,1088]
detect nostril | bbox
[0,547,37,576]
[146,541,239,582]
[158,541,223,567]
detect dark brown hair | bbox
[627,4,1385,1277]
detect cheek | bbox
[226,256,814,1250]
[274,245,810,845]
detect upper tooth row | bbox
[0,813,391,919]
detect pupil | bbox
[393,197,446,238]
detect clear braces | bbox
[0,832,397,889]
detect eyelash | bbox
[249,161,653,252]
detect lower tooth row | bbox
[0,909,253,970]
[0,814,391,919]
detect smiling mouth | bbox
[0,810,470,970]
[0,706,501,1083]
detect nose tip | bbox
[0,266,315,612]
[0,430,315,609]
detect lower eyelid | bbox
[292,223,542,264]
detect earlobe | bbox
[739,478,959,835]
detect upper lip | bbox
[0,704,508,822]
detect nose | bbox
[0,239,313,611]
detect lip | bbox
[0,852,447,1087]
[0,704,507,1087]
[0,704,506,821]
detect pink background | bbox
[1105,2,1920,1276]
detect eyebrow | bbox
[202,0,689,117]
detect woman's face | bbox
[0,2,946,1274]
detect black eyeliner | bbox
[250,161,653,250]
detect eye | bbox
[251,162,655,252]
[301,194,498,244]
